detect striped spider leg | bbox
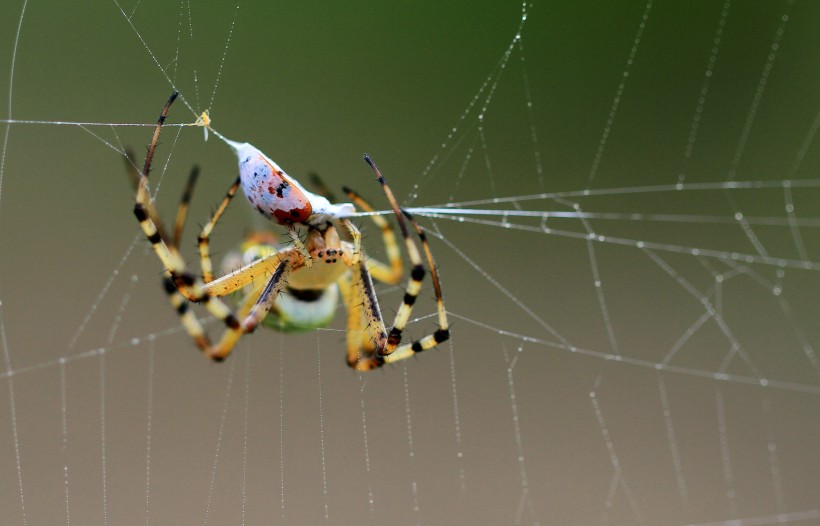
[356,156,450,365]
[133,92,300,361]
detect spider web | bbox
[1,1,819,525]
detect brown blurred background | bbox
[1,1,819,524]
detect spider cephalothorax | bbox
[131,92,449,369]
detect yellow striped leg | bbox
[404,210,449,338]
[362,155,426,356]
[133,91,291,360]
[341,230,450,368]
[381,210,450,364]
[241,257,292,333]
[355,254,389,356]
[172,165,200,248]
[164,272,267,361]
[159,252,295,360]
[339,276,381,370]
[202,249,293,297]
[380,330,450,365]
[338,250,388,368]
[197,175,241,282]
[133,91,198,302]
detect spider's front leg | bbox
[133,91,298,361]
[161,244,297,360]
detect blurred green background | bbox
[1,1,819,524]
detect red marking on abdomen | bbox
[242,155,312,225]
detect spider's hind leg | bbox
[380,210,450,364]
[342,155,451,368]
[362,155,450,357]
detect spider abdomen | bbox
[261,284,339,333]
[232,142,313,225]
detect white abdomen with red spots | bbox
[225,140,355,226]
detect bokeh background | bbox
[1,0,819,524]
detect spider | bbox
[130,92,449,369]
